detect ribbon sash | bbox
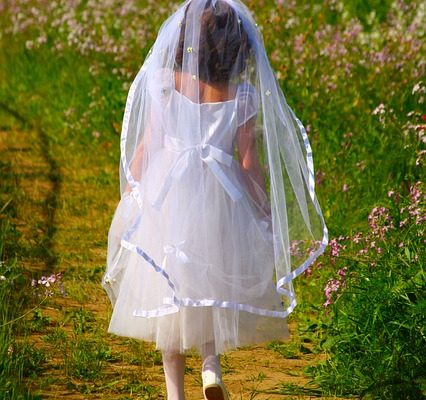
[152,136,242,210]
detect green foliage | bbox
[65,307,96,334]
[267,340,312,359]
[311,183,426,398]
[0,247,44,398]
[66,337,113,380]
[28,309,51,332]
[125,339,163,366]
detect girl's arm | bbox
[236,117,271,217]
[124,122,152,194]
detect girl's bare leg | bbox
[162,351,186,400]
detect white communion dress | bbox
[103,75,291,354]
[103,0,328,356]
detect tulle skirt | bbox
[103,147,288,354]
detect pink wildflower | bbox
[329,238,343,258]
[352,232,363,243]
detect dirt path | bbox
[0,124,340,399]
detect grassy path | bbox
[0,119,342,399]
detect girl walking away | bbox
[102,0,328,399]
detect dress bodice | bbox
[149,81,258,211]
[165,88,239,154]
[148,67,259,155]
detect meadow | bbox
[0,0,424,399]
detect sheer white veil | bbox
[104,0,328,321]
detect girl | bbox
[102,1,328,399]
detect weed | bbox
[65,336,113,380]
[41,327,67,349]
[28,308,51,332]
[126,339,163,367]
[267,340,307,359]
[67,307,96,334]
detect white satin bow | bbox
[152,135,242,210]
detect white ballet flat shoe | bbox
[202,370,229,400]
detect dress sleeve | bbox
[236,83,260,127]
[147,68,174,101]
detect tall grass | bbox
[0,199,44,399]
[309,182,425,398]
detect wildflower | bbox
[372,103,385,115]
[416,150,426,166]
[367,206,393,238]
[293,33,305,52]
[399,219,408,227]
[289,240,304,256]
[342,183,348,192]
[316,170,325,186]
[32,272,64,296]
[356,160,366,171]
[37,35,47,45]
[352,232,363,243]
[412,82,423,94]
[329,238,343,257]
[387,190,395,197]
[323,278,340,307]
[327,81,337,91]
[422,115,426,122]
[409,183,421,203]
[323,299,332,307]
[323,265,348,308]
[0,275,6,281]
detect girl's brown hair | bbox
[175,0,251,83]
